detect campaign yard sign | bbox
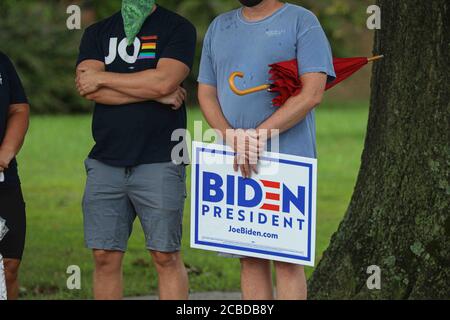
[190,142,317,266]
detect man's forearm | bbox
[198,87,233,140]
[86,88,147,105]
[257,73,327,139]
[1,104,29,156]
[201,102,233,140]
[77,58,189,101]
[98,70,171,100]
[256,93,320,138]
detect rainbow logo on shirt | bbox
[138,35,157,60]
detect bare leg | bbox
[92,250,124,300]
[274,261,307,300]
[240,257,273,300]
[150,251,188,300]
[3,258,21,300]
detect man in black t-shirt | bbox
[76,4,196,300]
[0,52,30,300]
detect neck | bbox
[241,0,284,21]
[150,4,157,15]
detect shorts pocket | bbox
[160,164,186,210]
[84,158,92,174]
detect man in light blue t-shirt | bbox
[198,0,335,300]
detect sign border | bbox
[191,142,316,264]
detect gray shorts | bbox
[82,158,186,252]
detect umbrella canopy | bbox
[229,56,384,107]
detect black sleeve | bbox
[160,21,197,70]
[3,55,28,105]
[76,25,104,66]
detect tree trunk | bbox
[309,0,449,299]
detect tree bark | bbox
[309,0,449,299]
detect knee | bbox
[241,257,270,270]
[93,250,122,273]
[3,260,20,283]
[275,261,304,275]
[151,251,179,271]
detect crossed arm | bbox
[76,58,190,108]
[198,72,327,177]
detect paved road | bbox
[127,291,241,300]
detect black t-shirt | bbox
[0,52,28,187]
[76,6,196,167]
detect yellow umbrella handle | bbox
[368,55,384,62]
[229,72,271,96]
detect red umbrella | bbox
[229,55,384,107]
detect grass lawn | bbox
[16,101,368,299]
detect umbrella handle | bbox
[368,55,384,62]
[229,72,271,96]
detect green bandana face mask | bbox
[122,0,156,45]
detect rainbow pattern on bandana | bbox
[138,35,157,60]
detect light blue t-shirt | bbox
[198,3,336,158]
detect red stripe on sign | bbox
[260,204,280,212]
[260,180,280,189]
[265,193,280,201]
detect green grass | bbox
[16,101,368,299]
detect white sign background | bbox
[190,142,317,266]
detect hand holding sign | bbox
[225,129,266,178]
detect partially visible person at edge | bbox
[75,0,196,300]
[0,52,30,300]
[198,0,335,300]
